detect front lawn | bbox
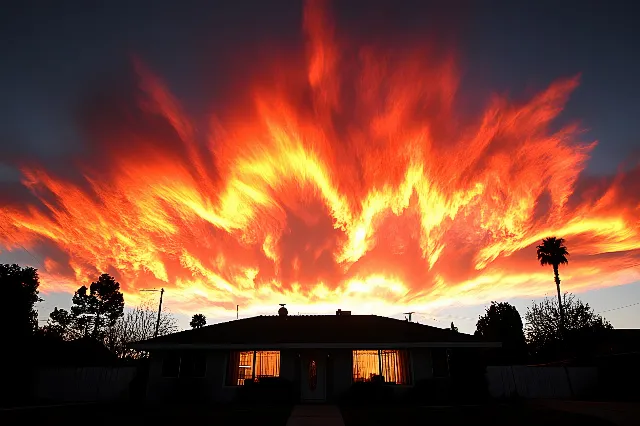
[340,403,614,426]
[1,402,293,426]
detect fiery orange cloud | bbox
[1,1,639,318]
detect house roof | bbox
[37,336,118,366]
[601,328,640,353]
[130,314,500,350]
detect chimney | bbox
[278,304,288,317]
[336,309,351,316]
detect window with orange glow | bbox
[226,350,280,385]
[352,349,411,384]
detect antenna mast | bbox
[403,311,415,322]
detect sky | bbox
[1,0,639,333]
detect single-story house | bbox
[130,307,500,402]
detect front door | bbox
[300,352,326,401]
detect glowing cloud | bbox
[1,1,639,319]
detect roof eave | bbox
[129,341,501,351]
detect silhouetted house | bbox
[598,329,640,355]
[130,309,500,402]
[39,336,118,367]
[590,329,640,402]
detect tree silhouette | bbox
[43,307,76,340]
[536,237,569,337]
[67,274,124,338]
[89,274,125,337]
[1,264,42,405]
[105,300,178,358]
[475,301,527,363]
[1,264,41,342]
[71,286,94,337]
[525,293,612,359]
[190,313,206,329]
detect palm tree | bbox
[536,237,569,337]
[190,313,206,329]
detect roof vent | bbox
[336,309,351,316]
[278,304,288,317]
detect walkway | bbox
[285,405,345,426]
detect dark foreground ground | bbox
[340,403,616,426]
[0,402,617,426]
[0,403,293,426]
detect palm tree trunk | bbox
[553,263,565,339]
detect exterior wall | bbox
[411,348,434,383]
[146,347,441,402]
[146,350,234,402]
[146,355,174,401]
[280,349,297,382]
[330,349,353,398]
[486,366,598,399]
[210,350,239,402]
[34,366,137,402]
[146,349,298,402]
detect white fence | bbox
[34,367,138,402]
[486,366,598,399]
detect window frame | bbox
[224,350,281,387]
[161,353,181,378]
[179,352,207,378]
[431,347,451,378]
[161,352,207,379]
[351,349,413,385]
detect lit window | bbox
[226,350,280,386]
[352,350,411,384]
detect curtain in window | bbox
[226,351,241,385]
[352,350,380,382]
[238,351,254,384]
[353,349,412,384]
[380,350,411,384]
[255,350,280,378]
[227,350,280,385]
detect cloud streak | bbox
[1,1,639,318]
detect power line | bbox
[416,298,640,322]
[598,301,640,314]
[415,312,478,322]
[0,222,48,269]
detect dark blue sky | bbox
[1,0,639,178]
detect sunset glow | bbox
[1,1,639,319]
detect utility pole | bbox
[141,288,165,338]
[155,288,164,338]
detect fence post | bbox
[510,366,519,398]
[563,366,574,398]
